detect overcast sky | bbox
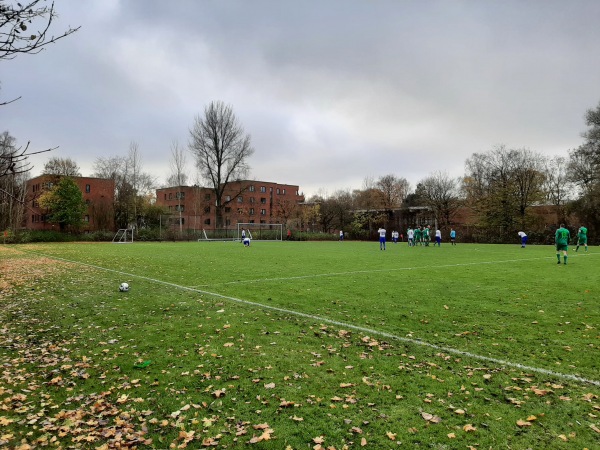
[2,0,600,197]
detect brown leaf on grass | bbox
[532,387,551,396]
[312,435,325,444]
[463,423,477,432]
[447,432,456,438]
[386,431,396,440]
[279,399,294,407]
[350,426,363,434]
[212,389,226,398]
[264,382,275,389]
[421,412,442,423]
[516,419,532,427]
[590,424,600,434]
[361,437,367,446]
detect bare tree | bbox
[543,155,571,222]
[511,148,546,229]
[1,1,79,176]
[1,0,79,60]
[0,134,53,177]
[188,101,254,228]
[167,140,188,234]
[376,174,410,210]
[0,131,28,229]
[418,171,461,227]
[42,156,81,176]
[167,140,188,187]
[1,0,80,105]
[92,151,156,230]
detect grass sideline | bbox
[1,241,599,449]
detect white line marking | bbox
[191,253,596,288]
[19,249,600,387]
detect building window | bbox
[260,209,266,215]
[282,189,286,195]
[84,215,90,222]
[204,218,211,225]
[260,220,266,224]
[249,208,254,215]
[237,208,243,214]
[225,195,231,202]
[226,218,231,226]
[169,193,173,200]
[176,191,185,199]
[260,197,266,204]
[204,206,211,213]
[85,184,91,193]
[249,185,255,192]
[205,193,211,201]
[176,205,184,212]
[296,190,299,196]
[249,197,255,203]
[276,188,280,194]
[249,220,255,224]
[237,196,243,203]
[260,186,266,193]
[225,207,231,213]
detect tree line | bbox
[2,99,600,241]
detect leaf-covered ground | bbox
[1,245,599,449]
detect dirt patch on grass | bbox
[0,246,75,297]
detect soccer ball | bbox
[119,282,129,292]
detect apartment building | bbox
[25,174,115,231]
[155,180,305,230]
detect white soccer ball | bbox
[119,282,129,292]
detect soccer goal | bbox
[112,228,134,243]
[197,229,237,242]
[237,223,283,241]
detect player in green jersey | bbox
[576,225,588,252]
[555,223,570,265]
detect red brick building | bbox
[25,175,115,231]
[155,180,305,231]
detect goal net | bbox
[237,223,283,241]
[112,228,134,243]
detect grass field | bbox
[1,240,599,449]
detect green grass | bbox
[1,241,599,449]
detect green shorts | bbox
[556,244,568,251]
[578,237,587,245]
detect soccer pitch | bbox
[1,241,599,448]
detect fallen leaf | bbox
[421,412,442,423]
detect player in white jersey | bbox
[378,227,386,250]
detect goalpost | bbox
[237,223,283,242]
[112,228,134,243]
